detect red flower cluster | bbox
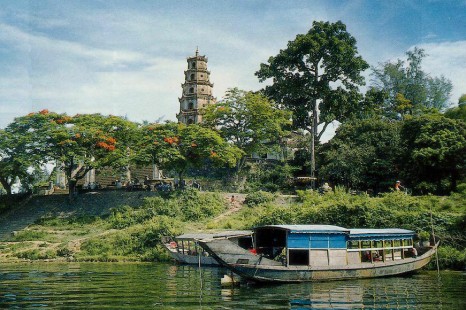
[163,136,179,145]
[39,109,49,115]
[96,141,116,151]
[55,116,72,124]
[210,150,218,158]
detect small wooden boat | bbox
[163,230,252,266]
[198,225,439,282]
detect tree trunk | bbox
[68,179,77,202]
[310,100,318,189]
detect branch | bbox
[317,122,331,140]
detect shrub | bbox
[244,191,275,207]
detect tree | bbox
[0,110,57,196]
[0,129,39,196]
[319,118,401,192]
[255,21,369,182]
[9,111,137,200]
[136,122,242,183]
[445,94,466,122]
[372,48,453,118]
[400,113,466,194]
[203,88,291,175]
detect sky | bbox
[0,0,465,138]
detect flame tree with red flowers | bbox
[136,122,242,184]
[2,111,137,201]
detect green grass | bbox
[4,188,466,270]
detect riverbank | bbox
[0,188,465,270]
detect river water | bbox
[0,263,465,309]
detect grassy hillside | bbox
[0,188,465,270]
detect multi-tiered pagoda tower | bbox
[177,49,216,124]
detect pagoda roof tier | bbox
[187,55,208,62]
[184,69,210,74]
[182,81,214,87]
[178,110,199,116]
[179,94,216,101]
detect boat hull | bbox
[199,239,438,283]
[164,244,220,266]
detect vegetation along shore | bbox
[0,188,465,271]
[0,21,465,271]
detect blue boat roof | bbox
[257,225,414,237]
[258,225,349,234]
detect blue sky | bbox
[0,0,465,135]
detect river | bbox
[0,263,465,309]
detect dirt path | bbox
[212,193,246,222]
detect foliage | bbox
[371,47,453,118]
[135,122,242,181]
[444,94,466,122]
[399,114,466,194]
[245,162,297,193]
[319,118,401,192]
[0,123,45,195]
[109,189,227,229]
[244,191,276,207]
[256,20,369,141]
[203,88,291,174]
[6,111,138,200]
[434,246,466,270]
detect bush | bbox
[433,246,466,270]
[12,230,49,241]
[244,191,276,207]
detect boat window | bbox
[237,236,253,250]
[289,249,309,266]
[403,239,413,246]
[394,239,402,247]
[394,249,403,260]
[374,241,383,249]
[348,241,360,249]
[361,241,371,249]
[384,240,393,248]
[384,249,393,261]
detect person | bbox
[230,195,235,203]
[395,180,404,191]
[411,247,418,258]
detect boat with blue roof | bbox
[198,224,439,282]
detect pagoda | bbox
[177,49,216,124]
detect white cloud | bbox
[415,40,466,103]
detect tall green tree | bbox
[0,129,41,195]
[0,110,60,196]
[400,113,466,194]
[255,21,369,181]
[319,118,401,192]
[203,88,291,175]
[136,122,242,182]
[372,48,453,118]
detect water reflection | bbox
[0,263,465,309]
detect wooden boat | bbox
[198,225,439,282]
[163,230,252,266]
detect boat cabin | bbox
[172,231,253,256]
[254,225,417,267]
